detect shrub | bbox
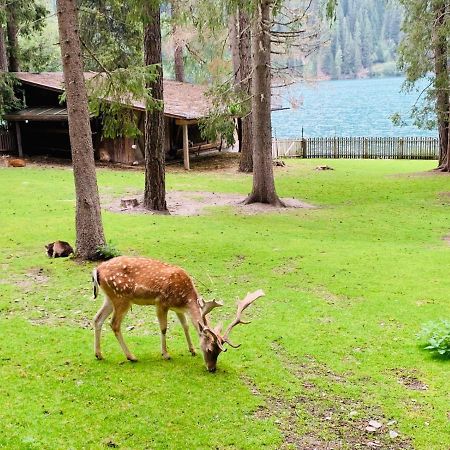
[95,241,121,260]
[418,320,450,357]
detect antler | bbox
[222,289,265,348]
[198,322,227,351]
[197,297,223,324]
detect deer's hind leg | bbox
[156,305,171,360]
[110,300,137,362]
[93,296,113,360]
[176,312,196,356]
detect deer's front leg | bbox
[176,312,196,356]
[110,301,137,362]
[156,306,171,360]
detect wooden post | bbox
[15,122,23,157]
[301,138,307,158]
[182,123,190,170]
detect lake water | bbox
[271,77,437,139]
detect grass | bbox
[0,158,449,449]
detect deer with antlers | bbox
[92,256,264,372]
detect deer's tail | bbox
[92,268,100,299]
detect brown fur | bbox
[92,256,263,372]
[7,158,26,167]
[45,241,74,258]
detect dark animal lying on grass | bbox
[45,241,74,258]
[92,255,264,372]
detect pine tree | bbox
[56,0,106,260]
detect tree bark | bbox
[0,1,7,72]
[56,0,106,260]
[238,6,253,173]
[172,1,185,82]
[6,3,19,71]
[244,0,284,206]
[143,4,168,212]
[433,1,450,171]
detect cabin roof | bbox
[12,72,211,120]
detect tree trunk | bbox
[56,0,106,260]
[172,1,185,82]
[244,0,284,206]
[238,6,253,173]
[433,1,449,171]
[6,3,19,71]
[143,4,168,212]
[0,1,7,72]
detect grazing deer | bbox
[92,256,264,372]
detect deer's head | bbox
[196,290,264,372]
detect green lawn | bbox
[0,158,449,449]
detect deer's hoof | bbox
[127,355,138,362]
[162,353,171,360]
[190,349,197,356]
[95,353,103,360]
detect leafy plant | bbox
[418,320,450,356]
[199,80,250,147]
[95,241,121,260]
[0,73,24,118]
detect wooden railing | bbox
[0,125,17,153]
[272,137,439,160]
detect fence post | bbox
[333,137,338,158]
[301,138,307,158]
[363,138,368,159]
[399,138,404,159]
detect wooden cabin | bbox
[4,72,216,169]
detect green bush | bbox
[418,320,450,356]
[95,241,121,260]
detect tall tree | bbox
[237,4,253,173]
[143,2,168,212]
[4,0,47,72]
[56,0,106,259]
[0,0,7,71]
[6,2,19,71]
[244,0,284,206]
[172,1,185,82]
[432,0,449,170]
[398,0,450,172]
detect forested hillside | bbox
[26,0,403,81]
[305,0,403,79]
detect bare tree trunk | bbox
[6,3,19,71]
[229,13,240,83]
[56,0,106,260]
[433,1,449,171]
[0,1,8,72]
[238,6,253,173]
[143,4,168,212]
[244,0,284,206]
[172,1,185,82]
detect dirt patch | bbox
[443,235,450,246]
[6,151,243,173]
[246,343,413,449]
[437,192,450,205]
[13,267,50,291]
[394,369,429,391]
[104,190,315,217]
